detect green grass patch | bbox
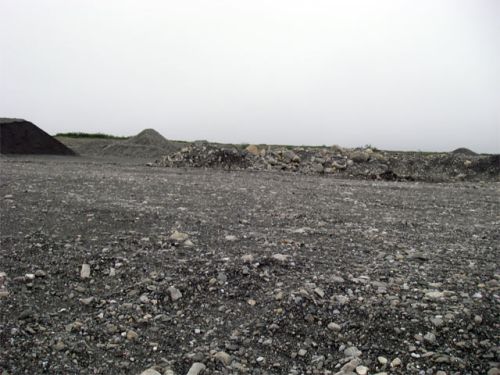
[55,132,129,140]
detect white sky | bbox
[1,0,499,152]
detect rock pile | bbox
[161,143,252,169]
[158,143,500,182]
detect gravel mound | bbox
[0,118,76,155]
[100,129,181,159]
[126,128,175,148]
[158,144,500,182]
[452,147,478,156]
[57,129,181,159]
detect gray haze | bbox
[1,0,499,153]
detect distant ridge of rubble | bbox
[158,143,500,182]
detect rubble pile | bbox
[161,143,253,169]
[158,143,499,182]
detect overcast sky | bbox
[1,0,499,152]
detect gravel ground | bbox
[0,156,499,375]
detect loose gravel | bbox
[0,156,499,375]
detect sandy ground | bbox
[0,155,499,375]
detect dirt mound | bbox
[0,118,76,155]
[452,147,477,156]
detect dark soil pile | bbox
[158,144,500,182]
[0,118,76,155]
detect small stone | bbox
[126,330,138,340]
[435,371,447,375]
[314,288,325,298]
[312,163,324,173]
[139,369,162,375]
[332,161,347,170]
[256,356,265,363]
[34,270,46,277]
[25,273,35,281]
[169,230,189,242]
[356,365,369,375]
[298,349,307,357]
[272,253,288,262]
[245,144,260,155]
[183,239,195,248]
[106,324,118,334]
[341,358,361,372]
[424,332,436,344]
[247,299,256,306]
[430,316,444,327]
[241,254,254,263]
[474,315,483,324]
[186,362,206,375]
[377,356,388,365]
[327,322,341,331]
[350,151,370,163]
[168,286,182,301]
[217,272,227,284]
[79,297,94,305]
[425,290,444,299]
[344,346,362,358]
[274,291,284,300]
[390,358,402,367]
[54,339,66,351]
[225,235,237,241]
[80,264,91,279]
[487,368,500,375]
[214,351,232,366]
